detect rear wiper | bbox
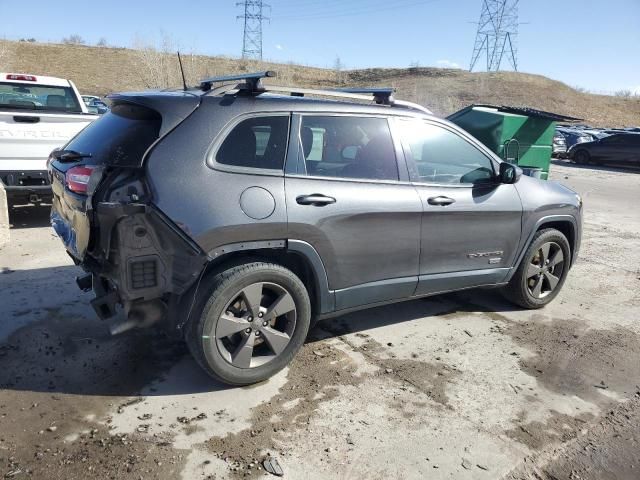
[53,149,93,162]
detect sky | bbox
[1,0,638,94]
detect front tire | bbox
[573,149,590,165]
[502,229,571,309]
[186,262,311,385]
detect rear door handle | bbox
[296,194,336,206]
[427,196,455,206]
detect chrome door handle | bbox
[427,196,455,206]
[296,194,336,206]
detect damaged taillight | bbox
[66,165,98,194]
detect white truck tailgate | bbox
[0,111,95,171]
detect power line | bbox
[237,0,270,60]
[469,0,519,72]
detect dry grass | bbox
[1,40,638,127]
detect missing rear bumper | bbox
[76,204,208,330]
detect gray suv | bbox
[48,72,582,385]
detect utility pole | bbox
[469,0,519,72]
[237,0,270,60]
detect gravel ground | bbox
[0,161,639,480]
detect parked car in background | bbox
[568,132,640,165]
[48,71,583,386]
[0,73,98,205]
[81,95,100,106]
[81,95,109,115]
[552,131,568,158]
[556,127,594,151]
[88,98,109,114]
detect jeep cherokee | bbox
[48,71,583,385]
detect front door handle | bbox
[427,196,455,206]
[296,194,336,206]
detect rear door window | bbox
[216,116,290,170]
[298,116,399,181]
[63,103,161,166]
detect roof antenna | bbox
[177,51,188,91]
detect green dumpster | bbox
[447,105,580,180]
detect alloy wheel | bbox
[526,241,565,299]
[213,282,297,369]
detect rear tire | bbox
[502,229,571,309]
[186,261,311,386]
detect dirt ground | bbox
[1,161,639,480]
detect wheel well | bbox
[204,249,320,316]
[573,148,589,158]
[537,221,575,260]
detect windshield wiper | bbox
[53,149,93,162]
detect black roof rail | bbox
[200,71,276,92]
[334,87,396,105]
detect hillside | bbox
[1,40,638,126]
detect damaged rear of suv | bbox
[50,93,208,332]
[49,72,582,386]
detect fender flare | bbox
[287,240,335,314]
[205,239,335,315]
[506,214,579,282]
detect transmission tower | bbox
[469,0,519,72]
[237,0,270,60]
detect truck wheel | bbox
[574,150,590,165]
[502,229,571,309]
[186,262,311,385]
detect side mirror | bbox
[499,162,522,184]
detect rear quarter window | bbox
[215,116,290,171]
[64,103,161,167]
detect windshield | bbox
[0,82,82,113]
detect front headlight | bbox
[575,193,583,209]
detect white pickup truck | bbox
[0,73,98,205]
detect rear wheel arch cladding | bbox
[174,244,330,332]
[286,240,334,314]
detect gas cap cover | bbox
[239,186,276,220]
